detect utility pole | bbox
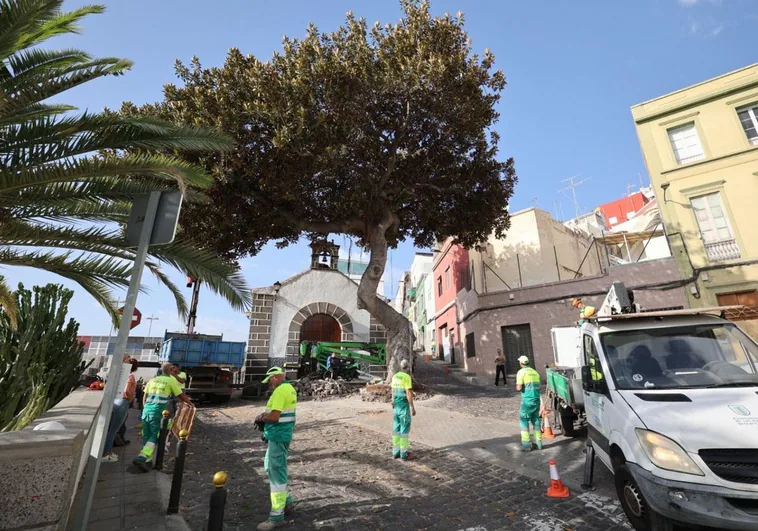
[145,315,159,337]
[558,174,592,218]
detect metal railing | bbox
[705,239,741,262]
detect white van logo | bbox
[729,405,750,417]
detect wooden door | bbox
[717,290,758,308]
[300,314,341,343]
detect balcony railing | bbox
[704,239,741,262]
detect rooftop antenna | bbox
[529,197,539,208]
[626,183,636,196]
[558,174,592,218]
[638,172,647,189]
[553,199,564,221]
[347,239,352,276]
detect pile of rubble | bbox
[294,378,359,400]
[359,382,434,403]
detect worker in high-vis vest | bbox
[572,298,597,325]
[391,359,416,460]
[515,355,542,452]
[256,367,297,531]
[133,363,192,472]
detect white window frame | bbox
[737,104,758,146]
[690,192,735,244]
[667,122,705,165]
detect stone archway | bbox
[285,302,354,361]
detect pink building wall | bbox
[432,239,470,363]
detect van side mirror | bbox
[581,365,593,391]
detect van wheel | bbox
[614,464,673,531]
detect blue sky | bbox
[7,0,755,341]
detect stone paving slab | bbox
[86,409,190,531]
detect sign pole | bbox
[76,191,163,530]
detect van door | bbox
[582,332,613,467]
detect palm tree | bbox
[0,0,252,327]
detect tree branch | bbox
[414,183,443,193]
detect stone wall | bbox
[245,292,274,381]
[457,258,689,378]
[0,389,104,531]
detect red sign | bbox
[118,307,142,330]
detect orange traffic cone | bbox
[546,459,570,498]
[425,355,430,362]
[542,412,556,439]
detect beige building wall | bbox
[632,63,758,337]
[469,208,604,293]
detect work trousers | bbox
[136,411,162,463]
[103,398,129,455]
[392,402,412,459]
[495,365,507,385]
[519,398,542,449]
[264,440,293,521]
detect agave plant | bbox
[0,0,252,326]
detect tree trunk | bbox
[356,219,413,382]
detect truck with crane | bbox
[157,276,247,403]
[546,281,758,531]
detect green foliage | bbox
[0,0,252,327]
[0,283,88,431]
[124,1,517,259]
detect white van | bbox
[581,309,758,530]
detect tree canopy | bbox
[125,2,516,258]
[123,1,516,375]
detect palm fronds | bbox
[0,0,250,326]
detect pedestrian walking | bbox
[256,367,297,530]
[132,362,192,472]
[494,349,507,386]
[115,358,139,446]
[391,359,416,460]
[515,355,542,452]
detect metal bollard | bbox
[166,429,189,514]
[154,410,171,471]
[206,471,228,531]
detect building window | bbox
[466,332,476,358]
[737,104,758,146]
[667,123,705,165]
[437,276,443,296]
[690,192,741,262]
[445,266,451,289]
[471,264,476,291]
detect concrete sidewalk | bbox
[87,410,190,531]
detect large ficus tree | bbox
[123,1,516,377]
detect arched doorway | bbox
[300,313,341,343]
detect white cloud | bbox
[678,0,727,6]
[710,24,724,36]
[688,19,700,34]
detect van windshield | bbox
[600,323,758,390]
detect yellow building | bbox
[632,63,758,336]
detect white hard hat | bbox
[517,355,530,365]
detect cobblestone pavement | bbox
[178,397,630,531]
[414,359,522,420]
